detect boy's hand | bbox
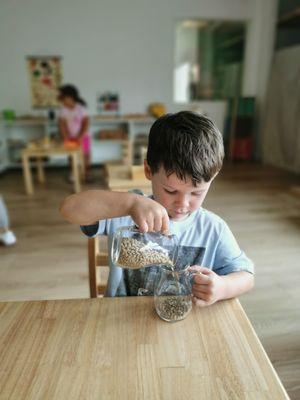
[129,195,169,233]
[188,265,225,307]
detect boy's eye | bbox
[164,189,176,194]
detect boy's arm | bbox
[188,266,254,307]
[60,190,169,232]
[218,271,254,299]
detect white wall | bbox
[0,0,274,135]
[243,0,278,159]
[262,45,300,173]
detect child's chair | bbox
[105,164,152,193]
[88,235,109,297]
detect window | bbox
[174,19,246,102]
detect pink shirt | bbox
[60,104,89,138]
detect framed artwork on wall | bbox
[26,56,63,108]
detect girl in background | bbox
[58,84,92,182]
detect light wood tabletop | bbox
[0,297,289,400]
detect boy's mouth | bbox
[170,210,190,220]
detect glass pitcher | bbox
[154,266,193,322]
[111,226,178,269]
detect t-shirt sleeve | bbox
[80,220,107,237]
[213,222,254,275]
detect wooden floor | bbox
[0,163,299,399]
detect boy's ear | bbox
[144,160,152,181]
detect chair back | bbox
[88,236,109,297]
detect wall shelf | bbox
[0,116,154,171]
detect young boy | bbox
[60,111,254,305]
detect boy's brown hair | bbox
[146,111,224,184]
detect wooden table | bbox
[21,146,84,195]
[0,297,289,399]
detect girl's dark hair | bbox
[146,111,224,184]
[58,84,87,106]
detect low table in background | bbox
[21,145,84,195]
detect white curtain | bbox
[263,45,300,173]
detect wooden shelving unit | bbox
[0,115,154,171]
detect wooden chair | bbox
[88,235,109,297]
[121,139,133,166]
[105,164,152,194]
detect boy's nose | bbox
[175,195,189,209]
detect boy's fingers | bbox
[146,215,154,232]
[138,220,148,233]
[194,293,210,302]
[193,273,211,285]
[153,215,162,232]
[192,296,209,307]
[195,266,212,275]
[188,265,202,273]
[189,265,212,275]
[189,266,213,279]
[193,284,208,292]
[161,214,169,234]
[193,287,211,299]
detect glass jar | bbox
[154,266,193,322]
[111,226,178,269]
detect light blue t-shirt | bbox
[81,207,254,297]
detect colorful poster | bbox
[27,56,62,108]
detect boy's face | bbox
[144,161,214,221]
